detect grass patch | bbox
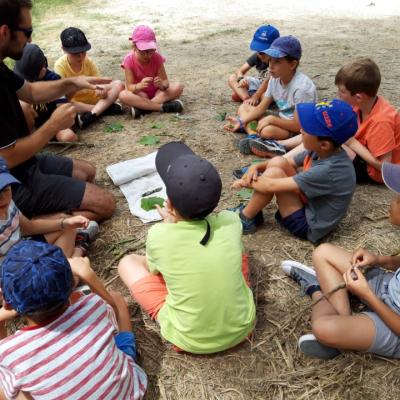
[32,0,78,22]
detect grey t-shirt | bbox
[246,53,268,78]
[293,149,356,242]
[265,70,317,119]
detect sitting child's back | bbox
[146,209,255,353]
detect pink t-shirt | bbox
[122,52,165,99]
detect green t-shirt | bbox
[146,210,256,354]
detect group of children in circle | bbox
[2,18,400,399]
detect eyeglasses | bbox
[13,27,33,39]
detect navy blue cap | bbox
[1,241,73,315]
[14,43,47,82]
[297,99,358,145]
[382,162,400,194]
[250,25,280,52]
[0,158,20,192]
[262,35,302,59]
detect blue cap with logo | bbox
[249,25,280,52]
[0,157,20,192]
[261,35,302,59]
[1,241,73,315]
[296,99,358,145]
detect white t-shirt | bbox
[0,294,147,399]
[265,70,317,119]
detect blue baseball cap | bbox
[261,35,302,59]
[249,25,280,52]
[1,241,73,315]
[382,162,400,194]
[297,99,358,145]
[0,158,20,192]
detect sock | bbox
[306,285,321,297]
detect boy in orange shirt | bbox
[335,58,400,183]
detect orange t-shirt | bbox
[354,96,400,182]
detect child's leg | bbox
[259,124,293,140]
[44,228,78,258]
[55,128,78,142]
[310,290,375,351]
[313,243,353,315]
[119,89,162,111]
[118,254,151,286]
[279,135,303,151]
[228,73,250,101]
[91,80,124,116]
[151,83,184,104]
[242,156,297,219]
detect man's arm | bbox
[16,76,111,104]
[0,103,76,168]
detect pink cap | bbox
[130,25,157,50]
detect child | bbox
[54,27,124,129]
[14,43,77,142]
[0,240,147,399]
[335,58,400,183]
[282,161,400,359]
[228,24,280,104]
[118,142,255,354]
[119,25,184,119]
[0,157,96,259]
[224,36,317,156]
[231,99,357,242]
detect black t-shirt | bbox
[246,53,269,77]
[0,62,35,177]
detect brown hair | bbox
[335,58,381,97]
[0,0,32,29]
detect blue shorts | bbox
[275,207,309,240]
[115,331,137,360]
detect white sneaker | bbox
[281,260,316,276]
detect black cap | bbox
[14,43,47,82]
[60,27,91,54]
[155,142,222,220]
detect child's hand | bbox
[153,76,164,89]
[95,85,107,99]
[351,249,378,268]
[343,266,373,301]
[62,215,89,230]
[257,115,276,133]
[223,116,241,132]
[237,79,249,89]
[155,204,177,223]
[231,179,247,189]
[244,96,259,106]
[139,77,153,90]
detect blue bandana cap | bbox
[1,241,73,315]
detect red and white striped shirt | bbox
[0,294,147,399]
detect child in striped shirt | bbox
[0,241,147,400]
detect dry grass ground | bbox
[31,0,400,398]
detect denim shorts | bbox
[275,207,309,240]
[115,331,137,360]
[362,268,400,358]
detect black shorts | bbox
[12,154,86,218]
[352,155,376,184]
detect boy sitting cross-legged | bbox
[0,240,147,400]
[231,99,357,242]
[282,161,400,359]
[118,142,256,354]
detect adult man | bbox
[0,0,115,221]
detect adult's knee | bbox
[72,159,96,182]
[99,190,116,220]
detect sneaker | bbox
[77,221,99,242]
[231,92,241,102]
[232,165,249,180]
[281,260,319,297]
[298,334,340,359]
[131,106,147,119]
[228,204,264,234]
[161,99,184,113]
[77,112,97,129]
[249,138,286,158]
[102,102,124,116]
[237,134,259,155]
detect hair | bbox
[24,301,68,324]
[0,0,32,28]
[283,55,300,70]
[335,58,381,97]
[317,136,341,148]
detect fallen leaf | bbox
[236,188,253,200]
[139,135,160,146]
[141,197,165,211]
[103,122,124,133]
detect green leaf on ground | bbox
[215,111,227,121]
[139,135,160,146]
[103,122,124,133]
[149,122,165,129]
[236,188,253,200]
[248,121,258,131]
[141,197,165,211]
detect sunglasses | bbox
[13,26,33,39]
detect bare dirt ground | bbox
[33,0,400,398]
